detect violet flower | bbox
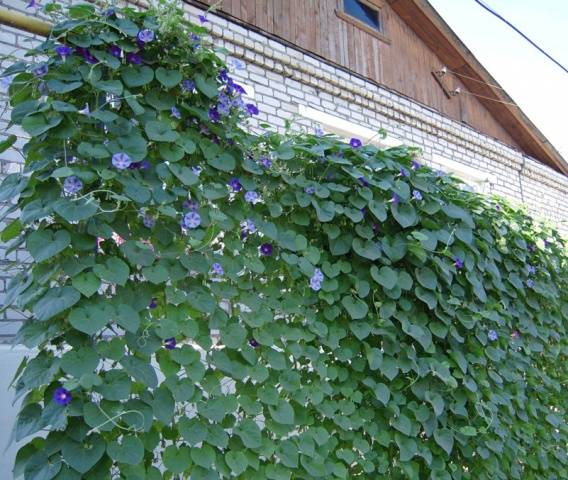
[259,243,273,256]
[181,211,201,229]
[112,152,132,170]
[63,176,83,194]
[246,103,259,116]
[137,29,155,43]
[164,338,176,350]
[349,138,362,148]
[55,45,73,58]
[53,387,72,406]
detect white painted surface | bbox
[0,346,31,479]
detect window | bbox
[344,0,381,31]
[431,153,495,193]
[298,105,402,148]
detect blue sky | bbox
[429,0,568,160]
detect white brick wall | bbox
[0,2,567,335]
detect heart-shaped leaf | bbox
[27,230,71,262]
[107,436,144,465]
[155,67,182,88]
[342,295,369,320]
[61,435,106,474]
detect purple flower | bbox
[228,178,242,192]
[227,78,246,95]
[400,167,409,177]
[171,106,181,119]
[192,166,202,177]
[309,278,322,291]
[182,79,196,92]
[183,199,199,211]
[488,330,498,341]
[103,7,116,16]
[55,45,73,58]
[218,69,229,83]
[81,50,99,64]
[208,107,221,122]
[349,138,362,148]
[528,244,536,253]
[454,258,464,270]
[190,33,200,44]
[309,268,324,291]
[181,211,201,229]
[246,103,259,116]
[357,177,369,188]
[260,243,273,256]
[304,186,315,195]
[526,279,534,288]
[411,159,420,170]
[527,265,536,275]
[112,152,132,170]
[495,204,502,211]
[244,191,259,203]
[241,219,256,235]
[126,52,142,65]
[211,263,224,276]
[164,337,176,350]
[149,298,158,309]
[63,176,83,195]
[511,330,520,339]
[53,387,72,406]
[32,64,48,78]
[143,215,155,229]
[198,14,208,24]
[372,223,380,233]
[26,0,37,8]
[314,127,325,137]
[137,29,155,43]
[412,190,423,201]
[128,160,150,170]
[260,157,272,169]
[391,193,400,205]
[249,338,259,348]
[109,45,122,58]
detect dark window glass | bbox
[344,0,381,31]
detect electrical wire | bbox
[443,67,508,92]
[454,89,519,107]
[474,0,568,75]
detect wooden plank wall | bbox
[201,0,519,148]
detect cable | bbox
[474,0,568,75]
[456,89,519,107]
[444,67,508,92]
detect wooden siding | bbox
[200,0,519,148]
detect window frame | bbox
[431,153,496,193]
[336,0,391,44]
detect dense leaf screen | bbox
[1,3,566,479]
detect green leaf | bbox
[93,257,130,286]
[12,404,44,442]
[61,347,99,378]
[392,414,412,436]
[145,120,179,142]
[392,203,417,228]
[121,356,158,388]
[69,305,111,335]
[235,419,262,448]
[434,428,454,455]
[0,173,28,201]
[352,238,381,260]
[53,198,99,222]
[190,444,216,469]
[22,113,62,136]
[395,434,417,462]
[27,229,71,262]
[155,67,182,88]
[72,272,100,297]
[195,73,219,98]
[225,451,248,476]
[46,79,83,93]
[368,199,387,221]
[0,218,22,242]
[342,295,368,320]
[163,445,192,474]
[61,435,106,474]
[374,383,390,405]
[269,400,295,425]
[370,265,397,290]
[107,436,144,465]
[94,79,123,95]
[207,152,236,172]
[168,164,199,185]
[416,267,437,290]
[459,426,477,436]
[121,66,154,87]
[116,304,140,333]
[179,417,208,446]
[33,287,81,321]
[0,134,17,153]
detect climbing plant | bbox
[0,2,566,479]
